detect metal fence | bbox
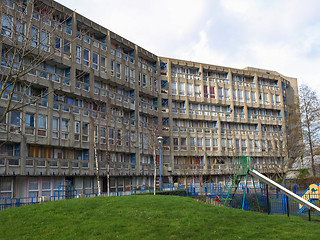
[0,197,42,210]
[1,181,319,218]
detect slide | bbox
[248,169,320,215]
[298,183,320,213]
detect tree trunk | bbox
[93,126,101,196]
[153,148,157,195]
[306,117,316,176]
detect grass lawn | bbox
[0,195,319,240]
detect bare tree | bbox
[0,0,81,123]
[91,97,110,196]
[148,117,160,195]
[285,101,304,169]
[299,85,320,176]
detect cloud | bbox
[56,0,320,95]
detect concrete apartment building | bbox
[0,0,299,198]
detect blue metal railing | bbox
[1,181,319,218]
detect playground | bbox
[1,156,320,221]
[0,195,319,240]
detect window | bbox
[130,69,135,83]
[205,138,211,147]
[76,45,81,63]
[179,82,185,95]
[263,93,268,105]
[74,121,80,141]
[1,15,12,37]
[55,37,61,55]
[197,138,203,147]
[61,119,69,139]
[163,136,170,145]
[203,86,208,98]
[261,140,266,152]
[63,39,70,54]
[161,98,168,107]
[52,118,59,138]
[110,60,114,76]
[249,140,254,152]
[173,138,179,150]
[25,113,34,127]
[28,178,39,197]
[195,85,201,98]
[227,139,232,148]
[171,82,177,95]
[251,91,256,102]
[138,72,141,86]
[162,117,169,126]
[116,62,121,78]
[213,138,218,147]
[218,87,223,100]
[83,48,90,67]
[241,91,248,103]
[0,177,13,198]
[238,90,243,102]
[181,138,187,147]
[16,21,25,42]
[276,95,280,105]
[225,88,230,100]
[82,123,89,141]
[31,26,39,47]
[101,56,107,72]
[40,30,50,52]
[142,74,146,87]
[130,131,135,142]
[233,89,237,101]
[190,137,195,147]
[254,140,260,152]
[3,0,14,8]
[92,52,99,70]
[38,115,46,129]
[109,127,114,144]
[117,129,122,145]
[100,126,106,140]
[0,107,7,131]
[235,139,240,152]
[38,115,47,136]
[187,84,193,96]
[241,139,247,152]
[210,87,215,99]
[161,80,168,89]
[10,111,20,126]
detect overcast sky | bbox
[57,0,320,95]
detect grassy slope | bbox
[0,195,319,240]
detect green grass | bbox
[0,195,319,239]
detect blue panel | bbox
[130,90,135,98]
[161,80,168,89]
[83,149,89,160]
[131,154,136,163]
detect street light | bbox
[157,136,163,191]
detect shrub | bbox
[140,190,187,196]
[226,194,269,213]
[298,169,310,179]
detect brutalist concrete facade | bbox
[0,0,299,197]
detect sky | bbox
[56,0,320,95]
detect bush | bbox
[140,190,187,196]
[298,169,310,179]
[227,194,269,213]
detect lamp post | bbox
[157,136,163,191]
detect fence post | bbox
[266,184,270,214]
[286,196,289,217]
